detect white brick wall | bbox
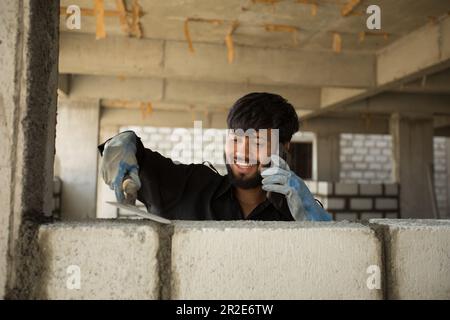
[340,134,393,184]
[341,134,449,218]
[312,181,400,220]
[121,126,228,174]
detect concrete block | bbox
[149,134,163,142]
[355,148,368,155]
[317,182,333,195]
[360,213,383,220]
[158,127,172,134]
[341,163,354,170]
[341,134,352,140]
[369,148,380,155]
[355,163,368,170]
[369,163,382,170]
[350,172,363,179]
[350,199,373,211]
[143,127,158,134]
[324,198,346,210]
[335,213,358,221]
[170,221,383,299]
[360,184,383,196]
[352,155,364,162]
[375,199,398,210]
[354,140,363,147]
[376,155,388,162]
[335,183,358,195]
[37,221,160,299]
[341,147,355,155]
[370,219,450,299]
[384,184,399,196]
[304,181,317,194]
[363,172,376,179]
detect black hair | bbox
[226,92,299,143]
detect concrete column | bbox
[96,124,120,219]
[447,139,450,218]
[55,98,100,220]
[0,1,59,298]
[316,133,341,182]
[390,113,434,218]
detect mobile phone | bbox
[266,144,289,211]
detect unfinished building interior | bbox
[1,0,450,299]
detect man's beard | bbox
[225,163,262,189]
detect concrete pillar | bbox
[390,114,434,218]
[447,139,450,218]
[55,98,100,220]
[0,1,59,298]
[316,133,341,182]
[96,124,120,219]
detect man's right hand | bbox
[101,131,141,203]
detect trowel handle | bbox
[122,176,139,205]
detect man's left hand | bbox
[261,154,332,221]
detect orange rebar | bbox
[94,0,106,39]
[184,18,224,53]
[264,24,299,46]
[225,21,239,64]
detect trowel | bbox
[107,201,172,224]
[106,176,171,224]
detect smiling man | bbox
[98,92,331,221]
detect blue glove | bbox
[101,131,141,203]
[261,155,332,221]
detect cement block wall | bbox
[28,219,450,300]
[341,134,449,217]
[340,134,393,184]
[305,181,400,221]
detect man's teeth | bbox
[236,162,254,167]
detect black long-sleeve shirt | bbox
[98,132,294,221]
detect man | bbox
[99,92,331,221]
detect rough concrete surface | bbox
[170,221,383,299]
[0,0,59,299]
[371,219,450,299]
[36,221,160,299]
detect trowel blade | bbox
[106,201,171,225]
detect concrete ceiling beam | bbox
[59,32,375,88]
[100,107,228,129]
[341,92,450,116]
[67,74,321,110]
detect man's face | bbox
[224,129,277,189]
